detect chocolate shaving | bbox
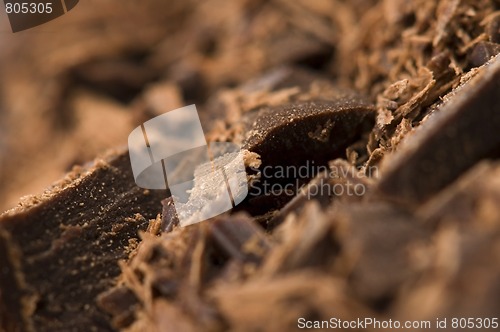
[376,55,500,206]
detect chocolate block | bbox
[240,96,375,214]
[417,161,500,225]
[243,99,375,167]
[0,151,166,331]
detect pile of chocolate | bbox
[1,0,499,331]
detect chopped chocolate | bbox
[262,202,340,274]
[376,55,500,207]
[97,286,139,329]
[267,159,374,229]
[209,271,373,332]
[267,171,333,229]
[468,41,500,68]
[332,202,428,308]
[243,99,375,167]
[240,96,375,216]
[1,0,500,331]
[417,161,500,226]
[209,214,271,265]
[392,220,500,320]
[0,151,166,331]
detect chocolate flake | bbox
[376,55,500,207]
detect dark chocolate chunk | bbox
[469,41,500,68]
[417,161,500,225]
[238,94,374,216]
[209,214,271,265]
[243,98,375,167]
[0,151,166,332]
[97,286,139,329]
[376,55,500,207]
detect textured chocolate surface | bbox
[1,1,500,331]
[243,99,375,167]
[376,55,500,206]
[0,152,166,331]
